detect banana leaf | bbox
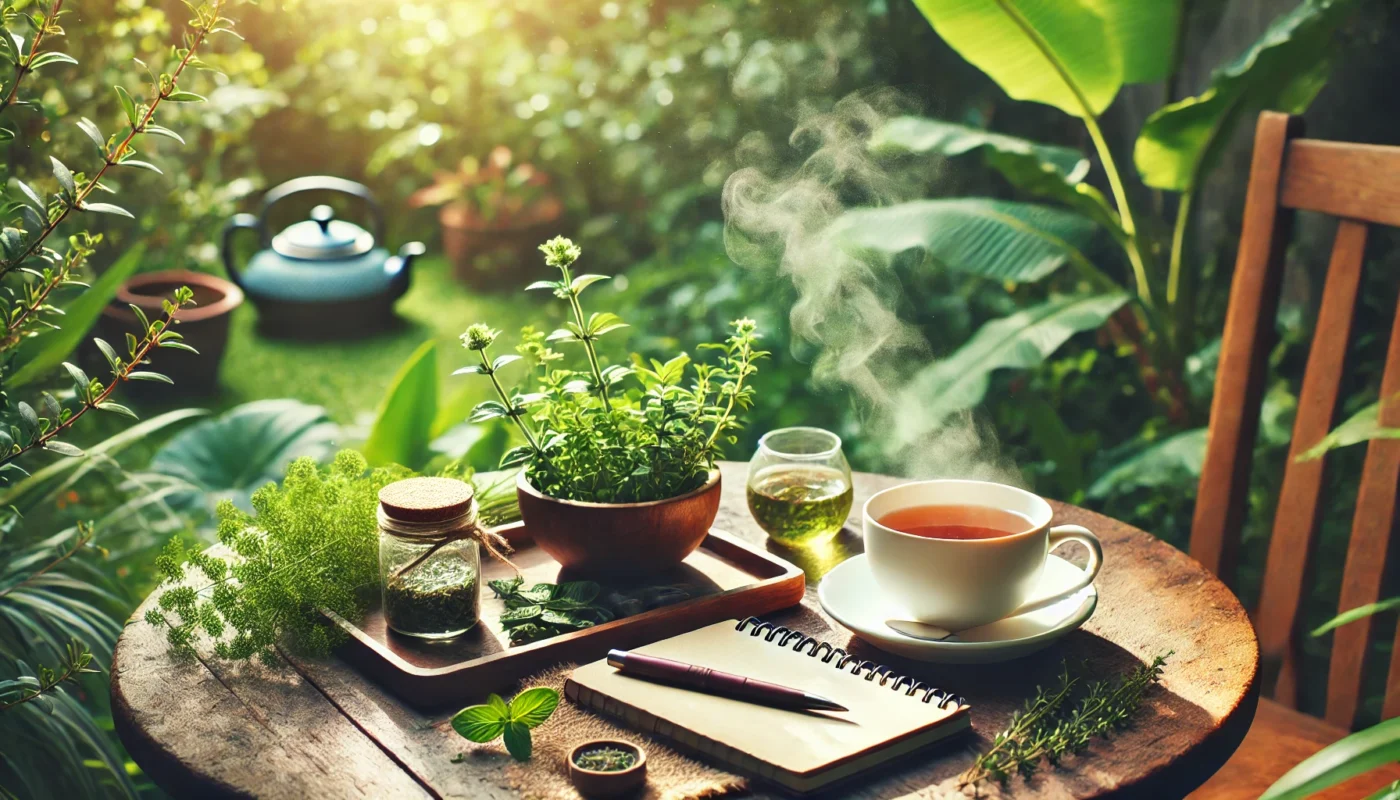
[911,0,1124,117]
[870,118,1123,236]
[832,198,1098,283]
[891,292,1129,446]
[1134,0,1354,191]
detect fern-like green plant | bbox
[147,451,407,666]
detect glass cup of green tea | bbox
[746,427,854,545]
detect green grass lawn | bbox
[212,256,536,426]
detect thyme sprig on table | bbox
[961,653,1170,790]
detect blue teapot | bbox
[222,176,424,338]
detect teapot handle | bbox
[221,213,260,289]
[259,176,385,245]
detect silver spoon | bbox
[885,619,959,642]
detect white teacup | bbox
[863,480,1102,631]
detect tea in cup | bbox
[863,480,1102,631]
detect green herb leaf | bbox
[143,124,185,144]
[508,687,559,727]
[49,157,75,198]
[468,400,510,423]
[81,202,134,219]
[570,274,610,294]
[75,117,106,152]
[44,440,83,457]
[502,722,532,761]
[114,85,138,126]
[451,704,508,743]
[163,90,206,103]
[28,51,77,70]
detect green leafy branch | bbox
[0,286,196,478]
[0,230,95,352]
[451,687,560,761]
[961,654,1169,789]
[0,0,71,123]
[0,521,92,600]
[0,0,230,282]
[0,639,95,713]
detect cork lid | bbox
[378,477,475,523]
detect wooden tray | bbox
[328,522,804,709]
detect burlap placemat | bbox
[502,663,747,800]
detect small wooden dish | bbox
[568,740,646,798]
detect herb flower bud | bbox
[539,236,582,268]
[732,317,757,335]
[462,324,499,351]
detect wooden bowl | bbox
[516,470,721,577]
[567,740,646,798]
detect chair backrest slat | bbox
[1191,112,1301,581]
[1256,219,1367,710]
[1280,140,1400,226]
[1198,111,1400,728]
[1331,269,1400,727]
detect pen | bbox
[606,649,848,712]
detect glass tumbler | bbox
[746,427,854,545]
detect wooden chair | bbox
[1188,111,1400,798]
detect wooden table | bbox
[112,463,1259,799]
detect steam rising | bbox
[722,91,1022,484]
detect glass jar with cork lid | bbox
[378,476,513,640]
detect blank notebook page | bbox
[569,620,967,777]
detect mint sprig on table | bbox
[452,687,560,761]
[489,577,614,645]
[961,653,1170,788]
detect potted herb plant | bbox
[408,146,562,288]
[456,236,765,576]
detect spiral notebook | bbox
[564,618,970,794]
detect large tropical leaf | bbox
[8,243,147,387]
[1261,716,1400,800]
[832,199,1098,283]
[1134,0,1353,191]
[1298,398,1400,461]
[910,0,1123,117]
[1086,427,1207,498]
[871,117,1089,181]
[1081,0,1183,83]
[891,292,1129,446]
[147,399,342,512]
[361,340,438,469]
[869,118,1123,236]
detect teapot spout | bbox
[388,242,426,298]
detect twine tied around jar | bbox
[377,480,518,580]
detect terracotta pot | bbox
[516,470,721,577]
[439,198,563,289]
[567,740,647,798]
[98,269,243,394]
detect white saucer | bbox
[817,553,1097,664]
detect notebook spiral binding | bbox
[735,617,965,710]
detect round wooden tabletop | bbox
[111,462,1258,799]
